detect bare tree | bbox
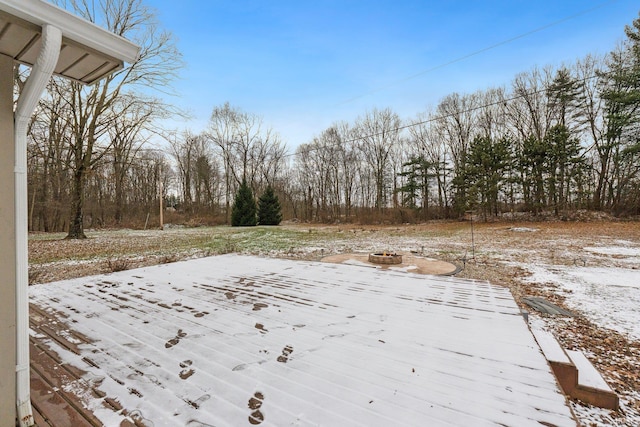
[27,80,73,232]
[108,94,159,224]
[254,130,287,190]
[505,67,554,212]
[335,122,359,220]
[435,92,478,174]
[293,143,318,221]
[353,108,401,213]
[208,103,240,222]
[507,67,554,142]
[434,92,479,213]
[128,150,171,220]
[476,88,508,140]
[408,111,449,216]
[208,103,287,222]
[47,0,182,238]
[169,131,201,211]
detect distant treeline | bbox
[24,8,640,233]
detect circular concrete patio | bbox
[321,252,460,276]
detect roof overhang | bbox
[0,0,140,84]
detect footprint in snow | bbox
[165,329,187,348]
[277,345,293,363]
[248,391,265,425]
[179,360,194,380]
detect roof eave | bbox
[0,0,139,64]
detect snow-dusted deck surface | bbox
[29,254,577,426]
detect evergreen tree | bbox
[462,136,511,219]
[595,26,640,210]
[518,135,548,214]
[543,124,584,214]
[547,67,582,128]
[396,156,434,212]
[257,186,283,225]
[231,180,257,226]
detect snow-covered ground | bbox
[27,221,640,426]
[498,235,640,427]
[523,264,640,341]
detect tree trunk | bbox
[114,161,124,224]
[66,168,87,239]
[593,154,609,210]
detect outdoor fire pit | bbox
[322,252,459,276]
[368,252,403,265]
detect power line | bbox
[287,62,633,160]
[335,0,618,106]
[136,0,623,165]
[145,61,620,163]
[108,2,622,166]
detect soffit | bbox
[0,0,139,84]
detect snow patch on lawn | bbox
[584,246,640,257]
[509,227,539,232]
[570,394,640,427]
[521,263,640,341]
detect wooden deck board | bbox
[29,306,106,427]
[30,365,95,427]
[31,403,51,427]
[27,255,578,427]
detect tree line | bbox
[22,3,640,237]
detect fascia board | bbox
[0,0,139,64]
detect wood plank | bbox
[30,367,95,427]
[30,337,105,426]
[31,403,52,427]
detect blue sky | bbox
[145,0,639,149]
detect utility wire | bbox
[127,2,621,163]
[139,0,624,164]
[143,62,621,163]
[286,61,638,160]
[336,0,619,106]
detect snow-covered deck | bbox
[29,254,577,426]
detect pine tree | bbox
[463,136,511,219]
[543,124,584,214]
[396,156,434,211]
[231,180,257,226]
[257,186,283,225]
[594,14,640,211]
[547,67,582,128]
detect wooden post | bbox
[159,178,163,230]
